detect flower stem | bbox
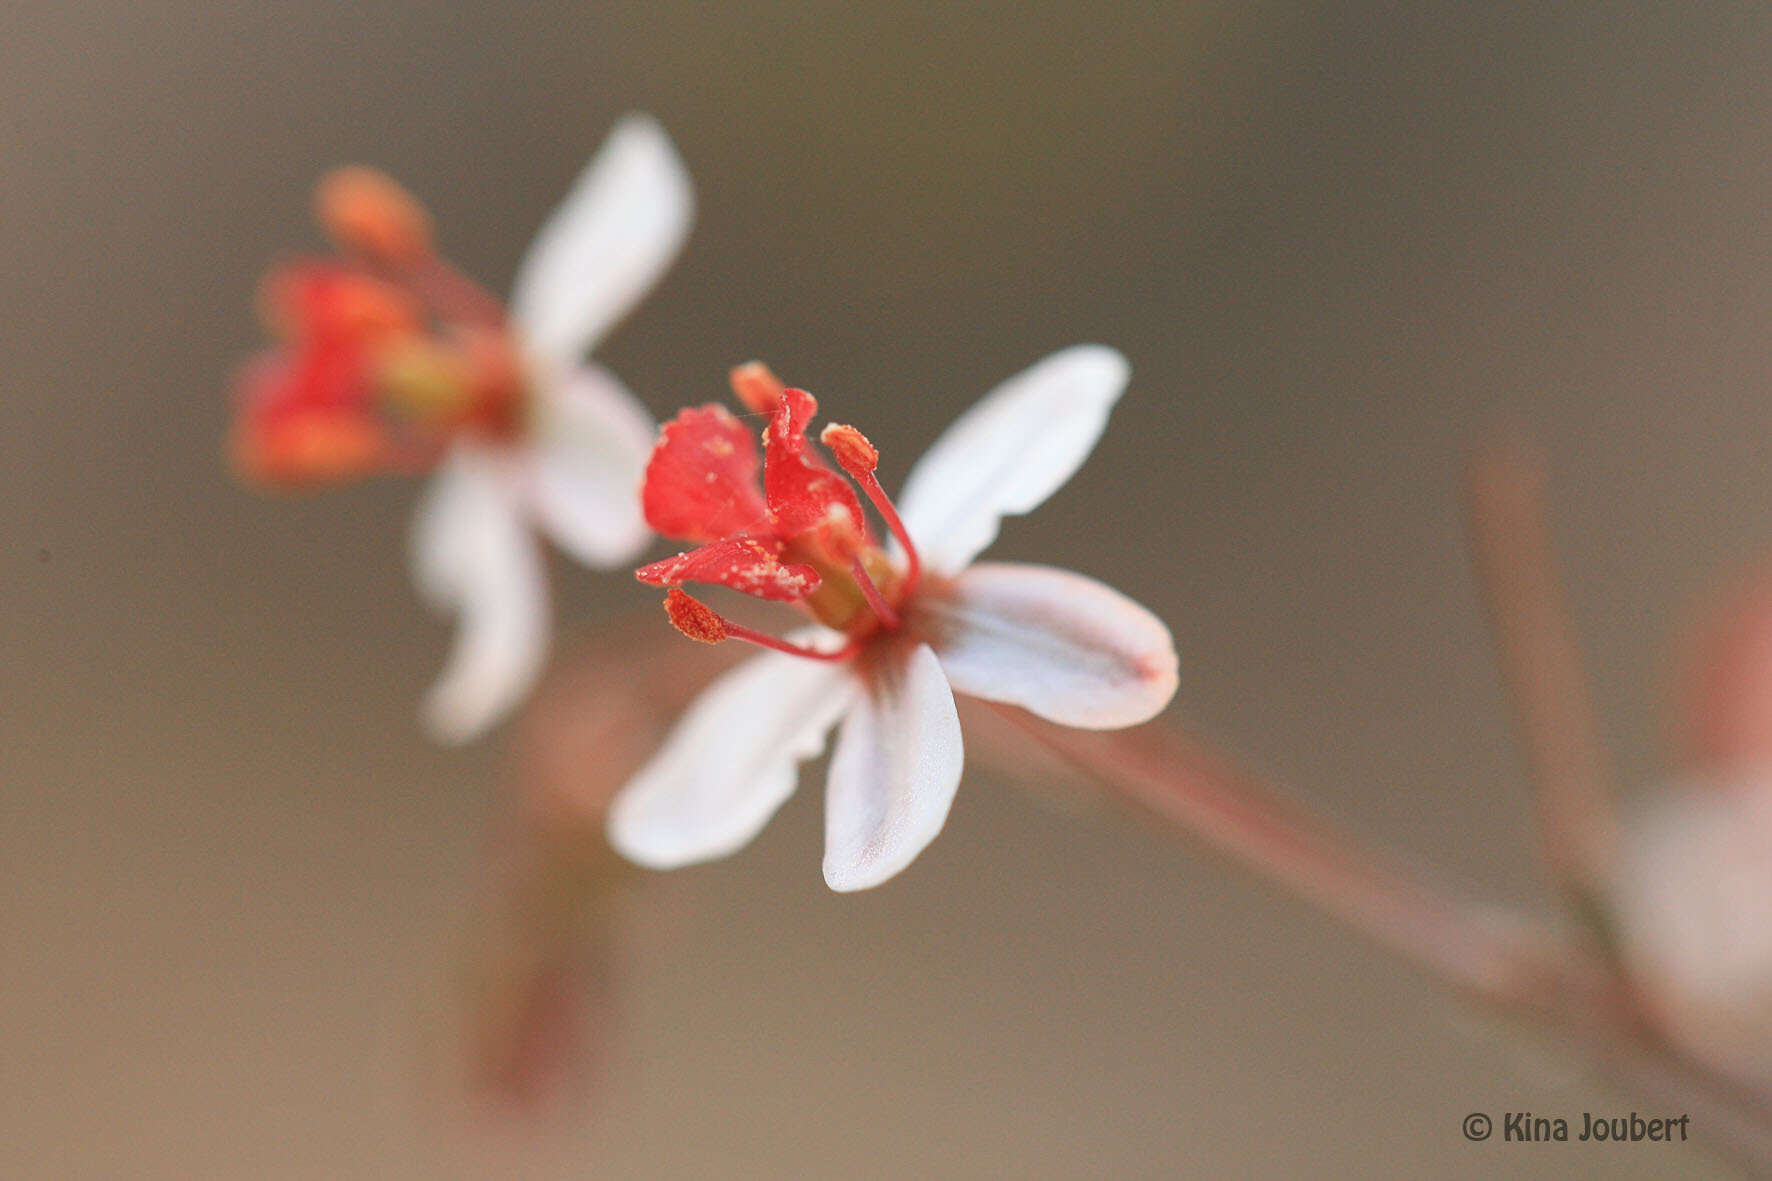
[1464,437,1619,911]
[988,706,1561,1012]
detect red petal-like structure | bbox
[763,389,866,541]
[636,536,821,601]
[641,405,771,542]
[262,259,422,345]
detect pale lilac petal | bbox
[410,446,549,744]
[508,113,693,368]
[607,644,857,870]
[924,562,1177,729]
[894,345,1129,575]
[522,363,655,567]
[822,644,964,892]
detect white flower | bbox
[606,346,1179,890]
[235,115,692,743]
[409,115,693,742]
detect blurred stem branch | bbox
[1465,437,1620,912]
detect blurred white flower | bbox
[232,115,694,742]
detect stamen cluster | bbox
[230,170,529,487]
[635,365,921,658]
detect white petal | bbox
[823,644,964,892]
[894,345,1129,575]
[522,363,655,567]
[924,562,1177,729]
[607,646,857,870]
[410,446,549,744]
[508,113,694,368]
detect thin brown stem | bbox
[992,707,1563,1013]
[1465,438,1619,906]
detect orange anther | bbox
[729,361,786,415]
[819,422,878,475]
[663,588,729,644]
[315,166,434,266]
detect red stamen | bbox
[315,166,434,267]
[848,555,900,631]
[819,422,878,473]
[405,256,509,329]
[662,589,859,662]
[312,167,504,327]
[724,621,861,662]
[663,588,728,643]
[730,361,786,415]
[822,422,921,596]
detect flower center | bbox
[230,168,535,488]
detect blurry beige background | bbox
[5,2,1770,1176]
